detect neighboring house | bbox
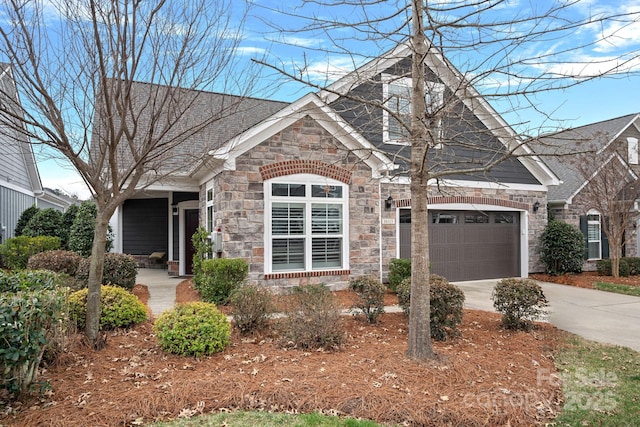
[0,64,79,244]
[0,64,44,244]
[107,43,558,285]
[538,113,640,269]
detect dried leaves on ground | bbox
[0,280,564,427]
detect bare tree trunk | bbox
[407,0,435,360]
[85,214,109,347]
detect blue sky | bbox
[36,0,640,199]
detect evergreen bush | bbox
[388,258,411,291]
[14,205,39,236]
[540,220,585,275]
[0,235,60,270]
[0,288,69,397]
[396,274,464,341]
[60,204,79,249]
[76,253,138,290]
[22,208,63,239]
[154,302,230,356]
[68,285,146,330]
[194,258,248,304]
[596,258,631,277]
[68,200,113,257]
[492,278,549,331]
[27,250,83,276]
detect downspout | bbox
[378,180,384,281]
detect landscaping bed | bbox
[1,280,563,427]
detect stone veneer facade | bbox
[200,115,548,288]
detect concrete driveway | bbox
[456,280,640,352]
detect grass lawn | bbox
[150,411,388,426]
[553,336,640,426]
[594,282,640,297]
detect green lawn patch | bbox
[151,411,388,426]
[595,282,640,297]
[554,335,640,426]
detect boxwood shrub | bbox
[396,274,465,341]
[68,285,146,330]
[76,253,138,290]
[349,276,386,323]
[492,278,549,331]
[27,250,83,276]
[154,302,231,356]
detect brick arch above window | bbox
[259,160,352,184]
[393,196,529,211]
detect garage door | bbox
[398,209,520,282]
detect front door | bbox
[185,209,199,275]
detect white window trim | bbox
[205,182,214,234]
[382,73,444,145]
[264,174,349,274]
[587,209,602,260]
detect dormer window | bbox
[382,74,444,145]
[627,137,638,165]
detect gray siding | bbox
[331,57,540,185]
[122,198,168,255]
[0,185,36,243]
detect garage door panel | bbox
[399,209,520,282]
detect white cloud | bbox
[235,46,268,56]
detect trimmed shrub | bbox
[540,220,585,275]
[60,204,79,250]
[22,208,63,239]
[597,258,631,277]
[68,285,146,330]
[0,235,60,270]
[279,284,345,351]
[154,302,230,356]
[0,287,69,397]
[0,269,64,293]
[194,258,248,304]
[396,274,464,341]
[27,250,83,276]
[492,278,549,331]
[68,200,113,257]
[76,253,138,290]
[625,257,640,276]
[230,284,274,335]
[388,258,411,291]
[191,226,211,277]
[14,205,39,236]
[349,276,386,323]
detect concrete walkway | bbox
[137,268,185,317]
[456,280,640,352]
[137,268,640,352]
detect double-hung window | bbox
[206,185,214,233]
[382,74,444,144]
[587,211,602,260]
[266,175,348,273]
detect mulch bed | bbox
[0,280,565,427]
[531,271,640,288]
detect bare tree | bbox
[255,0,640,359]
[570,146,640,278]
[0,0,263,347]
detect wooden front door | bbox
[185,209,199,275]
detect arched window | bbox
[264,174,349,273]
